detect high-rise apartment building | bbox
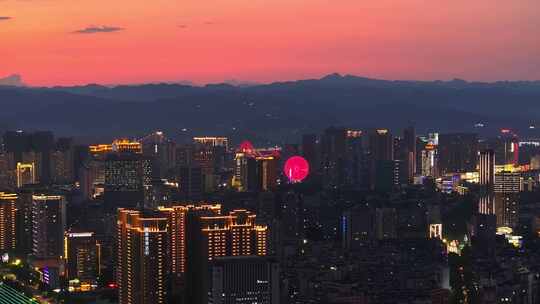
[438,133,478,174]
[494,171,521,229]
[159,205,268,275]
[403,125,417,179]
[368,129,394,162]
[494,172,521,193]
[3,130,55,184]
[32,195,66,259]
[16,162,36,188]
[373,159,407,192]
[375,208,398,240]
[495,129,519,165]
[140,131,176,177]
[233,143,279,192]
[65,231,101,284]
[104,153,151,208]
[159,204,269,304]
[302,134,318,173]
[0,151,15,190]
[159,204,222,275]
[178,165,203,200]
[321,127,347,187]
[117,209,168,304]
[3,130,31,163]
[0,192,17,251]
[50,138,75,184]
[342,205,375,251]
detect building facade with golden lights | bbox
[0,192,17,251]
[158,204,269,304]
[64,231,101,286]
[117,209,168,304]
[89,139,142,157]
[158,204,268,275]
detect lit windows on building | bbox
[0,192,17,251]
[159,204,222,274]
[16,162,35,188]
[494,172,521,193]
[64,232,101,290]
[32,195,66,259]
[193,137,229,150]
[89,139,142,156]
[429,224,443,239]
[117,209,168,304]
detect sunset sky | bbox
[1,0,539,86]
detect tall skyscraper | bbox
[495,129,519,165]
[345,130,365,188]
[253,156,278,192]
[342,204,375,251]
[140,131,176,178]
[117,209,168,304]
[159,204,222,275]
[479,149,495,189]
[368,129,394,189]
[419,133,439,177]
[104,153,151,208]
[438,133,478,174]
[279,192,305,244]
[373,159,407,192]
[32,194,66,259]
[321,127,347,187]
[192,136,229,176]
[368,129,394,161]
[2,130,31,163]
[403,125,417,180]
[375,208,397,240]
[16,188,40,255]
[0,192,17,252]
[65,231,101,285]
[16,162,36,188]
[30,131,54,184]
[478,194,496,215]
[301,134,318,174]
[494,171,521,228]
[209,256,280,304]
[178,165,203,200]
[2,131,56,185]
[494,171,521,193]
[233,143,280,192]
[0,151,15,190]
[50,138,75,184]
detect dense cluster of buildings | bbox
[0,126,540,303]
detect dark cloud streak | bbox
[73,25,124,34]
[0,16,12,21]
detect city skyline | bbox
[2,1,540,303]
[1,0,539,86]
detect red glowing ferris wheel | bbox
[283,156,310,183]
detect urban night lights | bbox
[1,1,540,303]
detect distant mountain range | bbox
[1,73,540,144]
[0,74,24,87]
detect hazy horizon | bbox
[2,72,540,88]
